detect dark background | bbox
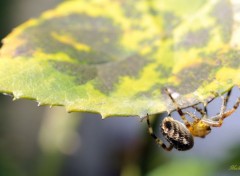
[0,1,240,176]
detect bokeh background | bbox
[0,1,240,176]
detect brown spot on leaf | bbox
[95,54,149,94]
[176,28,211,50]
[211,0,233,42]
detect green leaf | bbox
[0,0,239,118]
[147,158,215,176]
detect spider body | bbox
[187,120,211,138]
[146,87,240,151]
[161,117,194,151]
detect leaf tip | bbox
[12,91,23,100]
[37,102,43,106]
[12,97,18,101]
[100,113,108,119]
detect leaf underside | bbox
[0,0,239,118]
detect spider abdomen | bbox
[161,117,194,151]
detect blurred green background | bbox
[0,1,240,176]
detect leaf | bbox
[147,158,215,176]
[0,0,239,118]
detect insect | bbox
[146,88,240,151]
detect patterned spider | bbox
[146,88,240,151]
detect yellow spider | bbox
[146,88,240,151]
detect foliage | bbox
[0,0,239,118]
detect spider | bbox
[146,88,240,151]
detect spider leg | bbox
[193,91,221,118]
[211,88,233,121]
[222,100,240,118]
[220,88,232,115]
[194,90,231,121]
[204,93,240,127]
[164,88,191,128]
[192,105,206,117]
[203,101,208,117]
[218,96,240,121]
[183,111,199,121]
[146,114,173,151]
